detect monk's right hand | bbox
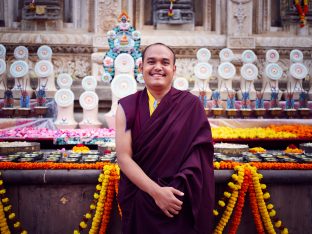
[151,186,184,218]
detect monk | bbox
[116,43,214,234]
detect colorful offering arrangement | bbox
[212,124,312,139]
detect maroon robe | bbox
[118,87,214,234]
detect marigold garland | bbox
[214,164,289,234]
[228,167,250,234]
[0,172,27,234]
[99,167,117,234]
[248,179,265,234]
[294,0,309,27]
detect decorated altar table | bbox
[1,163,312,234]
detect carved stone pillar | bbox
[227,0,255,49]
[94,0,121,34]
[227,0,253,36]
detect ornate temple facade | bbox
[0,0,311,105]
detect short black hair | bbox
[142,43,176,65]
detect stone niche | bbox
[153,0,195,30]
[21,0,62,31]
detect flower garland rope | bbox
[213,164,289,234]
[294,0,309,27]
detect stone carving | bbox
[95,0,120,33]
[228,0,253,36]
[22,0,61,20]
[153,0,194,28]
[52,55,91,79]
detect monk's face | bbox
[141,44,176,91]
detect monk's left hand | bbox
[151,186,184,218]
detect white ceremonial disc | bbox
[241,50,257,63]
[10,60,29,78]
[37,45,53,60]
[196,48,211,62]
[82,76,97,91]
[266,49,279,63]
[265,63,283,80]
[132,30,141,40]
[57,73,73,89]
[35,60,53,78]
[79,91,99,110]
[218,62,236,79]
[114,53,134,73]
[0,59,6,75]
[173,77,189,91]
[240,63,258,81]
[0,44,6,58]
[54,89,74,107]
[219,48,234,62]
[194,62,212,80]
[101,72,112,83]
[111,74,137,99]
[289,63,308,80]
[290,49,303,63]
[14,46,29,60]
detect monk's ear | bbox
[173,65,176,74]
[139,62,143,73]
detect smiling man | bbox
[116,43,214,234]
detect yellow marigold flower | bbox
[275,220,282,228]
[214,162,220,169]
[224,192,231,198]
[213,209,219,216]
[14,221,21,228]
[227,182,235,189]
[73,230,80,234]
[21,231,28,234]
[231,174,238,181]
[104,170,111,175]
[267,203,274,210]
[0,180,3,185]
[9,212,16,219]
[258,174,263,179]
[218,200,225,207]
[261,184,267,190]
[79,221,87,229]
[282,228,289,234]
[263,192,270,199]
[0,189,6,194]
[1,198,9,203]
[93,193,99,199]
[269,209,276,217]
[4,205,11,212]
[96,185,102,191]
[85,213,92,219]
[90,204,96,210]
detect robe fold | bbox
[118,87,214,234]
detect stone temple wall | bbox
[0,0,312,112]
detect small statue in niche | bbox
[36,88,47,107]
[241,92,251,109]
[226,91,236,109]
[255,91,264,109]
[212,90,221,108]
[270,88,280,109]
[299,91,309,108]
[20,90,30,108]
[4,90,14,108]
[285,93,295,109]
[199,91,208,108]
